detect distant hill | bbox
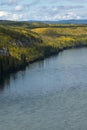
[0,20,49,28]
[1,20,87,28]
[44,19,87,24]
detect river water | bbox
[0,48,87,130]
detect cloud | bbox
[0,11,8,17]
[24,0,41,8]
[36,5,85,17]
[0,0,87,21]
[15,5,23,11]
[0,0,41,6]
[24,5,86,21]
[10,13,23,20]
[67,0,87,2]
[0,0,20,5]
[61,12,81,20]
[8,0,18,4]
[47,0,87,3]
[51,5,84,10]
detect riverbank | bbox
[1,47,87,130]
[0,44,87,82]
[0,22,87,81]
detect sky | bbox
[0,0,87,21]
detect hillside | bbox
[32,25,87,49]
[0,24,44,79]
[0,21,87,80]
[44,19,87,24]
[0,20,49,28]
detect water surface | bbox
[0,48,87,130]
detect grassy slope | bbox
[32,25,87,49]
[0,25,43,59]
[0,21,87,78]
[0,23,45,77]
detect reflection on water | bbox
[0,67,26,92]
[0,54,58,92]
[0,48,87,130]
[0,75,10,91]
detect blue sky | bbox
[0,0,87,21]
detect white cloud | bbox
[9,14,23,20]
[0,11,8,17]
[15,5,23,11]
[0,0,86,20]
[53,12,81,20]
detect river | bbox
[0,48,87,130]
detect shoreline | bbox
[0,44,87,84]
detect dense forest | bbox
[0,20,87,80]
